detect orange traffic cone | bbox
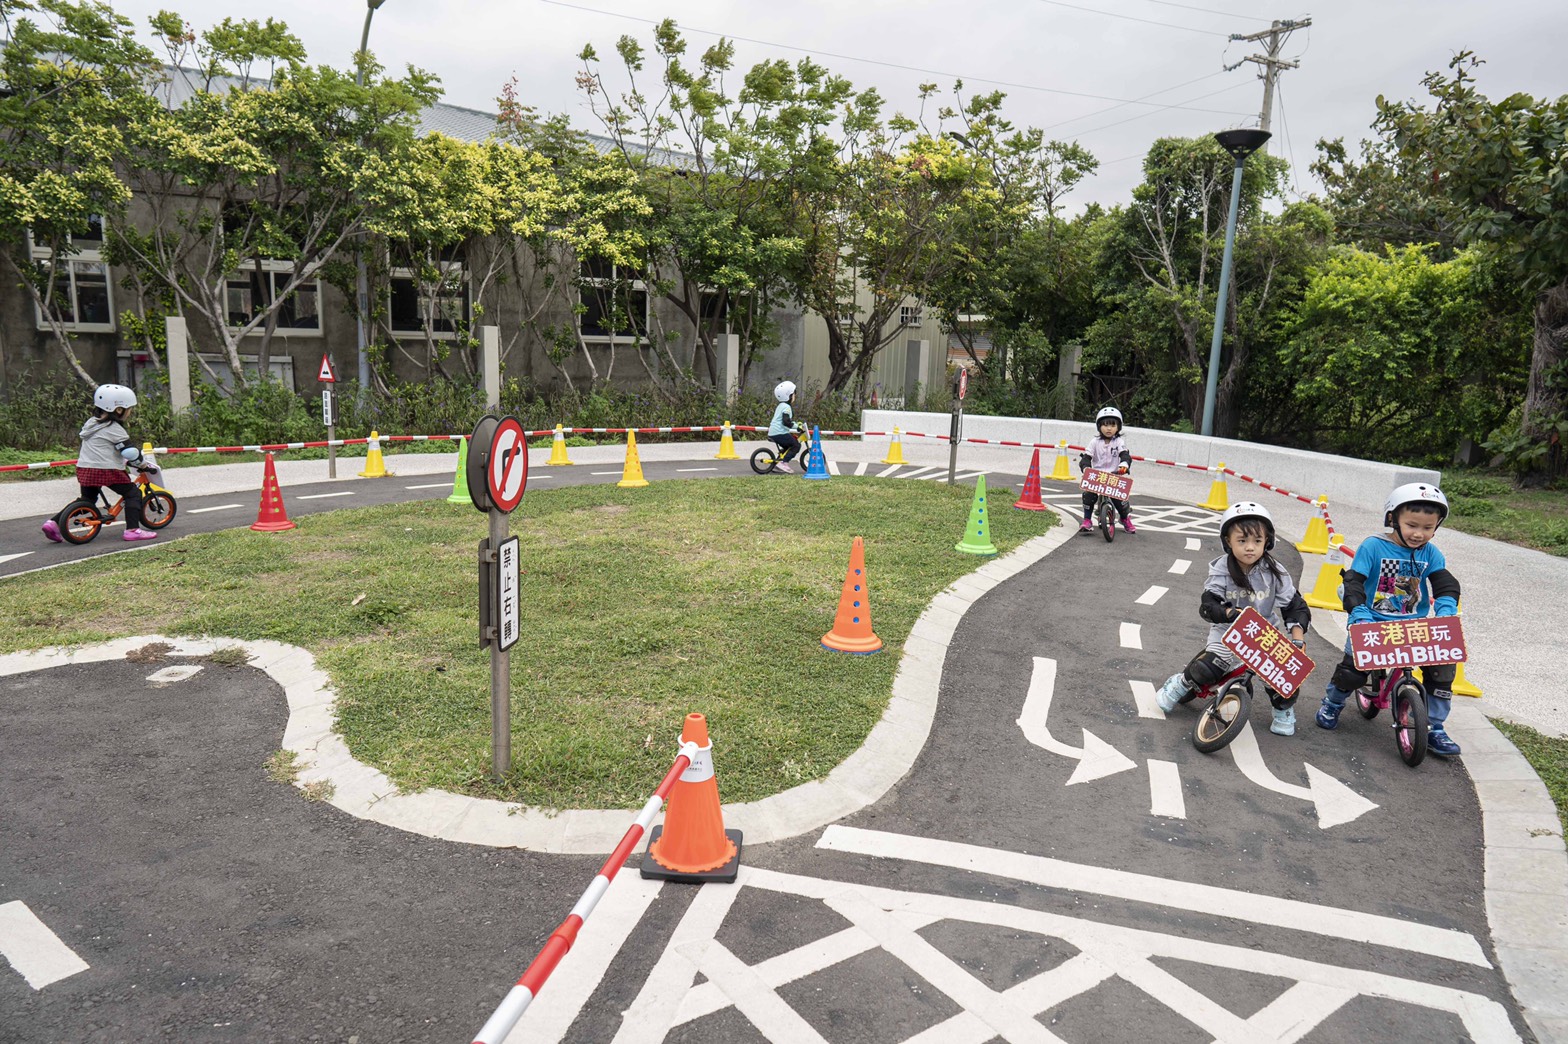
[250,453,296,532]
[642,713,742,883]
[821,536,883,654]
[1014,448,1047,511]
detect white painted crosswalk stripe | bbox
[0,901,89,989]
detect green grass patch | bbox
[1443,468,1568,556]
[0,478,1054,809]
[1493,720,1568,836]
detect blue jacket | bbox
[768,402,795,437]
[1344,534,1459,623]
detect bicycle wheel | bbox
[59,500,104,544]
[1098,498,1115,543]
[1393,682,1429,767]
[749,447,777,474]
[1355,684,1380,719]
[142,491,177,529]
[1192,679,1251,753]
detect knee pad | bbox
[1330,661,1368,693]
[1184,650,1228,689]
[1423,664,1457,690]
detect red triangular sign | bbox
[318,355,337,383]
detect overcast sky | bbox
[105,0,1568,212]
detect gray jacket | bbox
[76,418,137,471]
[1201,554,1310,645]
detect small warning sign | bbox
[318,355,337,383]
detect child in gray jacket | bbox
[1155,502,1311,735]
[41,384,159,543]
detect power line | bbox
[1029,0,1231,36]
[1276,79,1301,197]
[540,0,1254,115]
[1134,0,1274,21]
[1041,69,1231,131]
[1067,77,1257,139]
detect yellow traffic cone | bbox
[1303,535,1347,612]
[358,430,391,477]
[546,424,573,466]
[715,421,740,460]
[618,430,650,488]
[1200,462,1229,512]
[1048,439,1072,481]
[1452,600,1483,697]
[881,426,907,465]
[1296,495,1330,554]
[141,441,157,471]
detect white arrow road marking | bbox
[1017,656,1136,785]
[1135,585,1169,605]
[1119,622,1142,649]
[1128,679,1165,719]
[0,901,89,989]
[1185,538,1202,551]
[1225,723,1379,829]
[1147,760,1186,818]
[0,552,34,566]
[1168,559,1191,575]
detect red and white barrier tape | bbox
[470,739,699,1044]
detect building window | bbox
[226,261,321,334]
[30,217,114,332]
[699,290,730,333]
[900,304,923,328]
[389,250,469,339]
[578,258,648,342]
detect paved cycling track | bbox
[1,446,1564,1043]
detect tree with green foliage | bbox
[107,13,438,390]
[1372,53,1568,443]
[1281,245,1529,463]
[0,0,157,386]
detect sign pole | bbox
[948,368,967,485]
[488,504,510,778]
[319,355,338,479]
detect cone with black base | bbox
[1013,448,1047,511]
[642,713,742,883]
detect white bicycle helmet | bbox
[1095,406,1123,429]
[1384,483,1449,528]
[774,380,796,403]
[1219,501,1275,550]
[93,383,137,414]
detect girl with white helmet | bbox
[1156,501,1312,736]
[40,383,160,543]
[1315,482,1464,756]
[1077,406,1136,534]
[765,380,803,474]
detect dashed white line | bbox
[404,482,450,490]
[1169,559,1191,575]
[187,504,243,514]
[590,470,622,476]
[1185,538,1202,551]
[296,491,355,500]
[676,467,717,473]
[1119,622,1142,649]
[1135,585,1169,606]
[1147,760,1187,819]
[1128,679,1165,720]
[0,901,89,989]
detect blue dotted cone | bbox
[802,426,830,480]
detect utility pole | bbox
[1225,18,1310,151]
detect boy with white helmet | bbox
[766,380,802,474]
[1315,483,1464,756]
[1156,502,1311,735]
[1078,406,1135,534]
[40,383,159,543]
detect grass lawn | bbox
[0,477,1055,809]
[1493,720,1568,835]
[1443,470,1568,556]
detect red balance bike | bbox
[1079,467,1132,543]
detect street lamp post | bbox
[354,0,390,402]
[1199,128,1271,438]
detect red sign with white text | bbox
[1219,607,1315,698]
[1080,468,1133,502]
[1348,616,1467,672]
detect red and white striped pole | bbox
[471,739,699,1044]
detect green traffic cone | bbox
[446,435,473,505]
[955,474,999,556]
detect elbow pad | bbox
[1078,453,1091,470]
[1118,450,1131,467]
[1199,591,1231,624]
[1429,569,1461,604]
[1340,569,1367,614]
[117,441,143,465]
[1281,592,1311,629]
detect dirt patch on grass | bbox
[125,641,174,663]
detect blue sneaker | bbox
[1427,730,1462,757]
[1270,706,1296,736]
[1155,673,1190,712]
[1315,701,1342,730]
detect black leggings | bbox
[80,482,144,529]
[771,433,801,462]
